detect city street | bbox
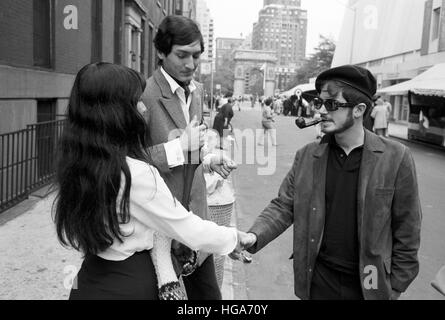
[0,102,444,300]
[229,103,445,300]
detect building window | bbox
[33,0,53,68]
[432,8,441,40]
[114,0,124,64]
[91,0,103,63]
[140,18,146,75]
[148,24,155,77]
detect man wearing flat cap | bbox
[237,65,422,300]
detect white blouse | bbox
[98,157,238,261]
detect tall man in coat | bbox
[141,15,236,300]
[238,65,422,300]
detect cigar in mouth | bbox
[295,117,323,129]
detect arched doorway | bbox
[249,68,264,97]
[233,50,278,98]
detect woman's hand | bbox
[209,154,237,179]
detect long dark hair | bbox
[54,63,148,256]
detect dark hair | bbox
[265,97,273,106]
[54,62,149,256]
[154,15,204,58]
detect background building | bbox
[195,0,213,62]
[176,0,197,20]
[0,0,178,134]
[263,0,301,6]
[333,0,445,123]
[216,38,245,71]
[0,0,183,213]
[252,0,307,91]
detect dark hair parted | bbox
[154,15,205,57]
[54,62,149,256]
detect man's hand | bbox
[229,231,257,262]
[209,154,237,179]
[180,116,207,152]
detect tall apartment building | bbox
[216,38,245,71]
[195,0,214,61]
[177,0,197,21]
[0,0,177,134]
[252,0,307,91]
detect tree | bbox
[287,35,336,90]
[201,56,235,97]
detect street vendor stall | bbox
[281,82,317,102]
[378,63,445,147]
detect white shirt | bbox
[160,67,196,124]
[160,67,199,168]
[98,157,238,261]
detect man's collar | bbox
[320,130,385,153]
[160,67,196,96]
[321,132,364,152]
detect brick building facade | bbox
[0,0,179,134]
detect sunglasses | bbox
[313,97,357,112]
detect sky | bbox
[206,0,348,57]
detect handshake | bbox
[229,231,258,263]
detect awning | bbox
[378,63,445,97]
[281,82,316,97]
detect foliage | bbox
[201,56,235,97]
[287,35,336,90]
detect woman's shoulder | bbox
[126,157,160,179]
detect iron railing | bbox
[0,120,66,213]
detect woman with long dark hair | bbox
[54,63,240,300]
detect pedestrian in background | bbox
[258,97,277,146]
[54,62,244,300]
[235,96,241,112]
[213,98,235,150]
[383,99,393,137]
[275,96,283,115]
[237,65,422,300]
[371,98,390,137]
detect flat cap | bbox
[315,65,377,100]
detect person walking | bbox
[212,98,235,150]
[54,62,245,300]
[383,99,393,137]
[140,15,236,300]
[235,65,422,300]
[258,97,277,146]
[371,99,390,137]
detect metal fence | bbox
[0,120,66,214]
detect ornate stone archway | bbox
[233,50,278,98]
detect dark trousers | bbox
[310,259,364,300]
[70,251,158,300]
[182,255,222,300]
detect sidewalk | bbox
[0,190,236,300]
[0,193,82,300]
